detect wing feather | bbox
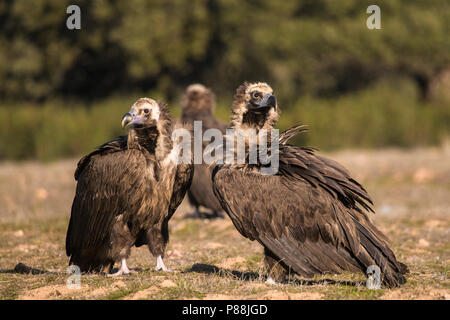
[66,139,145,257]
[168,161,194,219]
[212,141,407,286]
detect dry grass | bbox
[0,145,449,300]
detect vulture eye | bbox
[143,108,150,114]
[252,92,261,100]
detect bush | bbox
[0,0,449,102]
[0,97,131,161]
[1,78,448,161]
[273,78,450,149]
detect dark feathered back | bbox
[74,136,127,181]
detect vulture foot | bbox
[108,259,131,277]
[155,255,171,272]
[265,277,277,285]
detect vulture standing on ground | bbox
[66,98,194,275]
[181,84,226,218]
[212,82,408,287]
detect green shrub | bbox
[272,78,450,150]
[0,80,448,161]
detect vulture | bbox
[66,98,194,275]
[181,84,226,218]
[212,82,408,287]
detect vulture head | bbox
[230,82,279,130]
[181,83,216,115]
[121,98,166,129]
[121,98,173,153]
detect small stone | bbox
[418,239,430,247]
[34,188,48,200]
[13,230,24,237]
[413,168,435,183]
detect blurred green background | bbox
[0,0,449,161]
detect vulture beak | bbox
[254,94,277,109]
[121,113,133,128]
[121,110,146,128]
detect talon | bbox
[108,258,131,276]
[155,266,171,272]
[155,255,170,272]
[265,276,277,285]
[107,269,130,277]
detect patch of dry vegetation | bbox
[0,145,449,300]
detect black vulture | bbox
[66,98,194,275]
[212,82,408,287]
[181,84,226,218]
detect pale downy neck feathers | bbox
[127,105,174,163]
[229,82,279,132]
[224,83,280,168]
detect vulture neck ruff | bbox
[127,115,173,162]
[224,84,280,172]
[229,83,279,132]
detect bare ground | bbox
[0,145,449,300]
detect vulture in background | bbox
[212,82,408,287]
[66,98,194,275]
[181,84,226,218]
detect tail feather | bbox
[354,220,408,287]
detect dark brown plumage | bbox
[66,98,194,275]
[212,82,408,287]
[181,84,226,218]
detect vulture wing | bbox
[74,136,127,181]
[168,161,194,219]
[66,137,147,258]
[278,125,308,145]
[212,143,407,287]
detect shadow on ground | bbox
[186,263,362,287]
[0,263,57,275]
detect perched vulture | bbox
[66,98,194,275]
[212,82,408,287]
[181,84,226,218]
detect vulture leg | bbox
[107,258,131,277]
[155,255,170,272]
[193,206,208,219]
[264,248,288,283]
[147,225,171,272]
[211,210,224,219]
[192,206,201,218]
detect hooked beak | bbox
[121,110,146,128]
[121,113,133,128]
[254,94,277,109]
